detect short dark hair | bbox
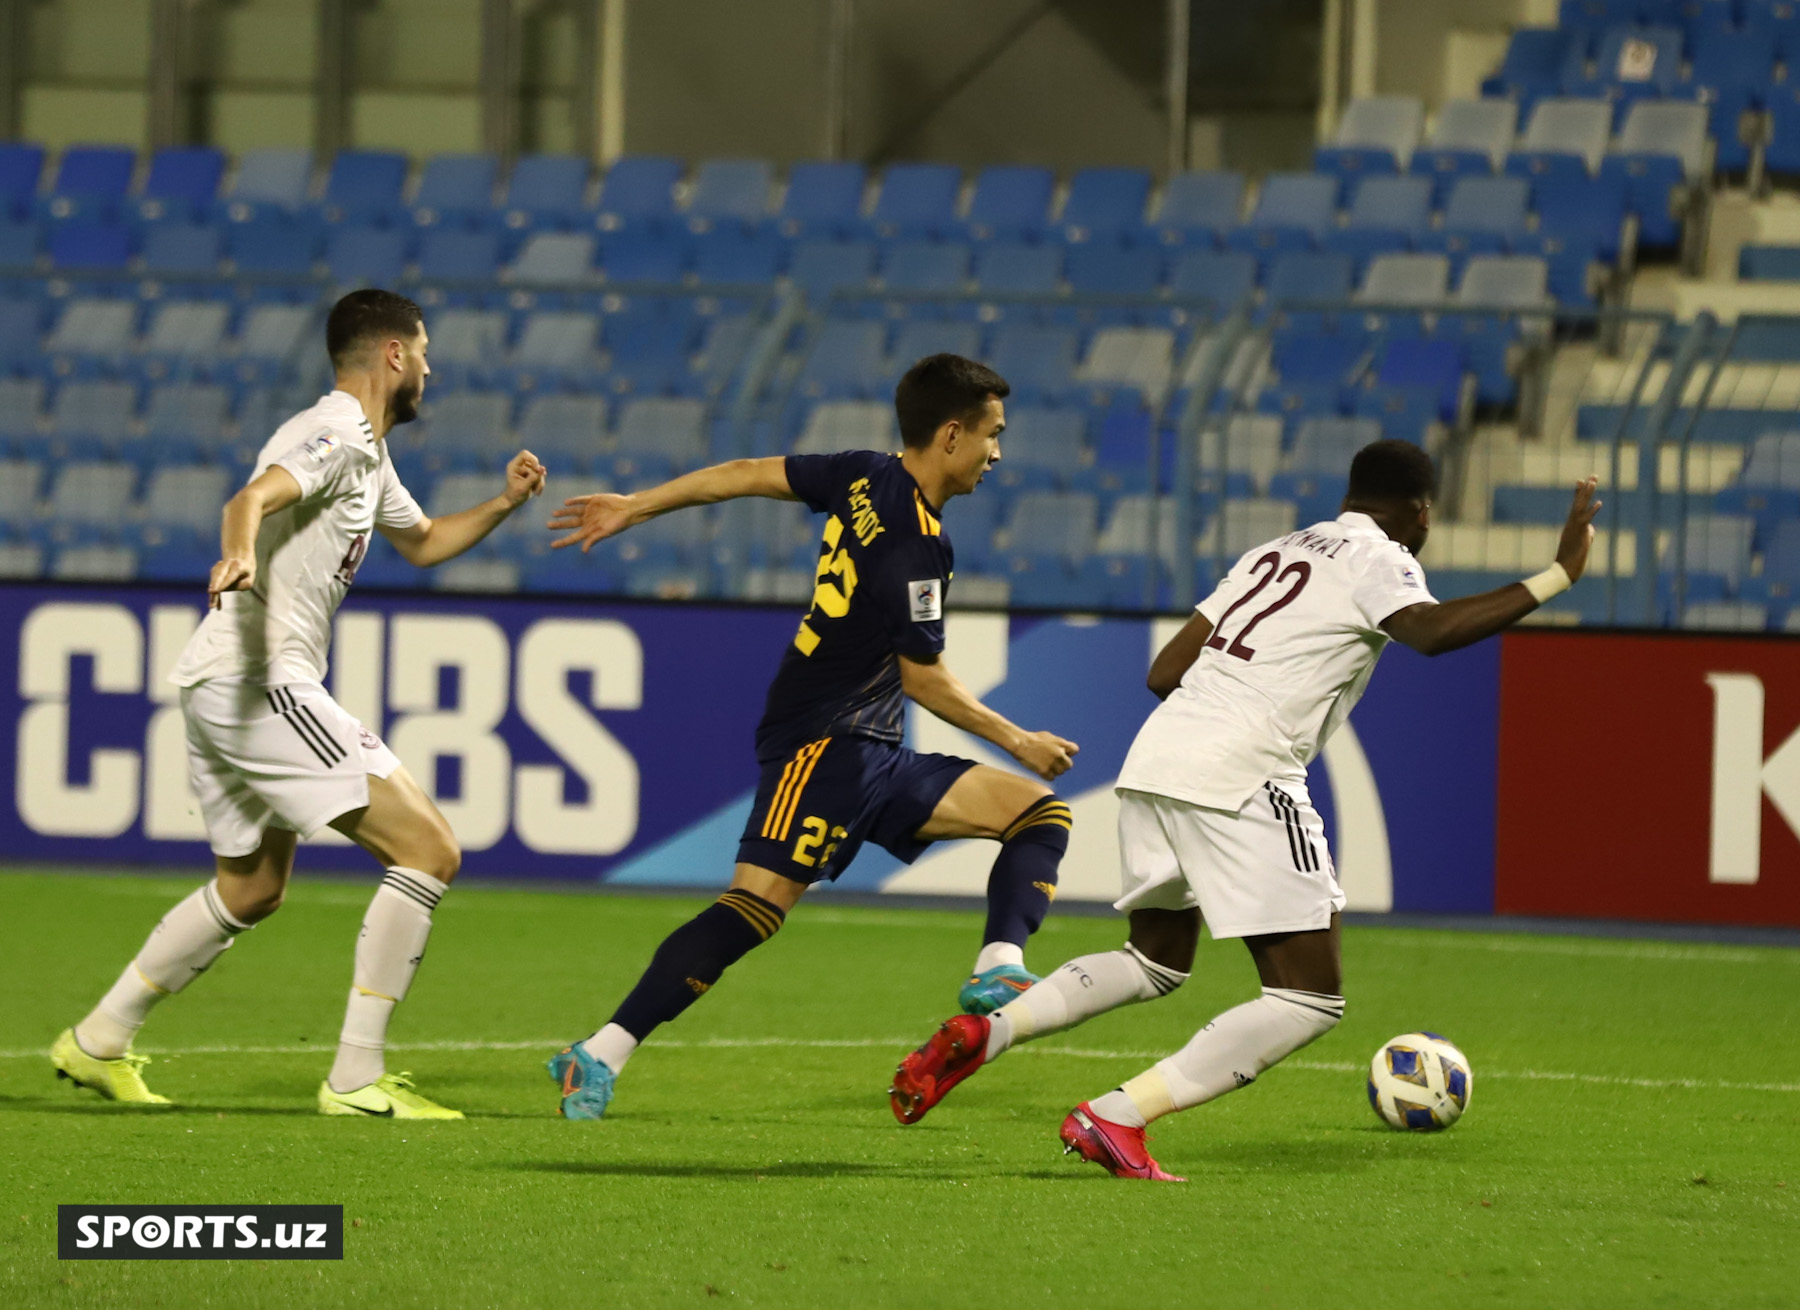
[1347,440,1437,504]
[325,289,423,371]
[893,353,1009,449]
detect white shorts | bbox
[181,678,402,858]
[1114,781,1346,939]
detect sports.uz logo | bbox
[58,1205,344,1261]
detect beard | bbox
[389,377,423,426]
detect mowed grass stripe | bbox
[8,1035,1800,1095]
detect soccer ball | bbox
[1367,1032,1472,1132]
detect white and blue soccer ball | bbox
[1368,1032,1472,1132]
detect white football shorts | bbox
[181,678,402,858]
[1114,781,1346,939]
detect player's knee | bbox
[1263,987,1345,1042]
[1127,907,1201,975]
[218,878,284,924]
[1123,941,1190,998]
[417,834,460,884]
[1000,794,1072,855]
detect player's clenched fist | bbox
[1013,731,1080,782]
[207,556,255,610]
[548,491,639,552]
[503,450,548,507]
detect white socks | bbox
[1090,987,1345,1128]
[328,867,445,1094]
[580,1023,640,1074]
[75,881,252,1059]
[984,945,1187,1062]
[973,941,1024,974]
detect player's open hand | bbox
[1013,731,1079,782]
[207,557,255,610]
[502,450,548,508]
[548,492,640,552]
[1555,476,1603,583]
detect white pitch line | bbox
[3,1036,1799,1095]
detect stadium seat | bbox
[972,242,1062,294]
[999,406,1087,474]
[48,221,131,270]
[140,222,223,275]
[1482,28,1573,103]
[0,458,43,519]
[889,319,981,368]
[48,461,136,530]
[615,397,708,468]
[692,226,782,284]
[1358,252,1451,305]
[418,228,501,282]
[1329,175,1433,264]
[1680,600,1768,631]
[512,311,601,380]
[509,232,597,284]
[1286,416,1384,474]
[236,304,313,366]
[225,148,314,213]
[1094,494,1184,566]
[1197,413,1284,490]
[775,161,866,238]
[422,308,507,380]
[1059,167,1152,242]
[788,240,875,301]
[796,320,887,397]
[793,400,896,454]
[1065,243,1163,296]
[321,150,409,220]
[1079,327,1175,402]
[687,159,774,230]
[1002,491,1099,563]
[1374,337,1465,421]
[0,215,38,269]
[53,544,137,580]
[518,394,608,470]
[1509,98,1613,177]
[143,464,229,532]
[1151,171,1246,241]
[227,216,320,276]
[1198,497,1299,559]
[1410,99,1517,202]
[867,163,962,239]
[0,143,45,216]
[964,165,1055,240]
[1737,431,1800,489]
[599,227,688,283]
[1457,254,1552,306]
[414,392,512,473]
[501,154,591,227]
[47,146,137,216]
[143,384,230,457]
[1578,24,1684,96]
[142,302,231,361]
[139,147,227,220]
[1266,252,1355,309]
[1357,383,1443,444]
[1436,175,1532,247]
[411,153,499,225]
[1270,471,1352,525]
[595,156,684,229]
[986,325,1079,398]
[881,241,971,293]
[1232,173,1339,252]
[53,381,136,457]
[1315,95,1425,179]
[1664,513,1755,587]
[46,299,137,357]
[1688,27,1771,172]
[1168,249,1257,308]
[1603,100,1707,248]
[324,226,410,286]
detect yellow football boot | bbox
[317,1071,464,1119]
[50,1029,172,1105]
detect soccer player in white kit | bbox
[51,289,548,1119]
[892,441,1602,1178]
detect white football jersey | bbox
[1117,511,1435,812]
[171,390,424,688]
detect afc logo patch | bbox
[357,724,384,752]
[908,578,942,622]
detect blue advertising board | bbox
[0,584,1498,912]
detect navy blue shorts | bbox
[736,736,977,885]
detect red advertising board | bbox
[1496,630,1800,926]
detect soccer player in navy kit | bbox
[541,354,1079,1119]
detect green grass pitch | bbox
[2,869,1797,1308]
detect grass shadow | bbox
[500,1159,1087,1182]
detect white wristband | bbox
[1521,562,1571,605]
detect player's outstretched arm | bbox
[548,456,797,552]
[1383,477,1601,657]
[898,653,1078,781]
[1147,612,1216,700]
[380,450,547,568]
[208,465,302,608]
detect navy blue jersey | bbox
[754,451,953,761]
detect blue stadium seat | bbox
[1483,28,1574,102]
[144,385,231,458]
[602,308,696,395]
[1327,175,1433,264]
[52,382,136,458]
[616,396,709,467]
[47,146,136,217]
[1738,431,1800,489]
[417,228,501,282]
[1603,100,1707,248]
[1533,172,1629,259]
[1065,243,1162,296]
[1059,167,1152,241]
[595,156,683,229]
[890,319,981,368]
[48,221,130,270]
[686,159,772,229]
[411,153,499,225]
[1315,95,1424,181]
[46,299,137,357]
[775,161,866,238]
[0,456,42,518]
[0,377,44,445]
[788,240,875,301]
[426,308,509,382]
[1435,175,1532,247]
[518,393,607,471]
[321,150,409,220]
[1508,98,1613,179]
[228,217,320,277]
[1230,173,1339,255]
[1375,337,1465,421]
[511,311,601,381]
[964,165,1055,240]
[1003,491,1099,563]
[501,154,591,227]
[1574,24,1684,96]
[142,302,231,363]
[1269,471,1351,524]
[417,392,514,473]
[999,406,1088,475]
[1168,249,1256,308]
[868,163,963,238]
[987,325,1079,398]
[1356,384,1442,444]
[692,226,782,284]
[141,222,223,275]
[1151,171,1245,242]
[48,461,137,531]
[1712,485,1800,547]
[599,227,689,283]
[509,231,596,283]
[1409,99,1516,203]
[0,143,45,217]
[796,320,887,397]
[1689,27,1772,172]
[1359,252,1451,304]
[324,226,410,286]
[881,241,970,293]
[141,462,228,527]
[224,148,313,215]
[792,398,896,453]
[1092,404,1155,494]
[972,242,1062,295]
[139,147,226,221]
[0,300,42,363]
[1266,252,1355,307]
[1665,513,1755,587]
[0,215,38,269]
[53,543,137,580]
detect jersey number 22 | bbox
[794,514,858,655]
[1205,550,1311,661]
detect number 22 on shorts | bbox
[793,816,847,868]
[795,515,859,655]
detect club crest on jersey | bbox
[908,578,942,622]
[301,431,338,464]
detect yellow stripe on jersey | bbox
[773,738,831,842]
[914,491,941,536]
[1002,799,1073,843]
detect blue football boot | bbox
[959,964,1039,1016]
[546,1042,616,1120]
